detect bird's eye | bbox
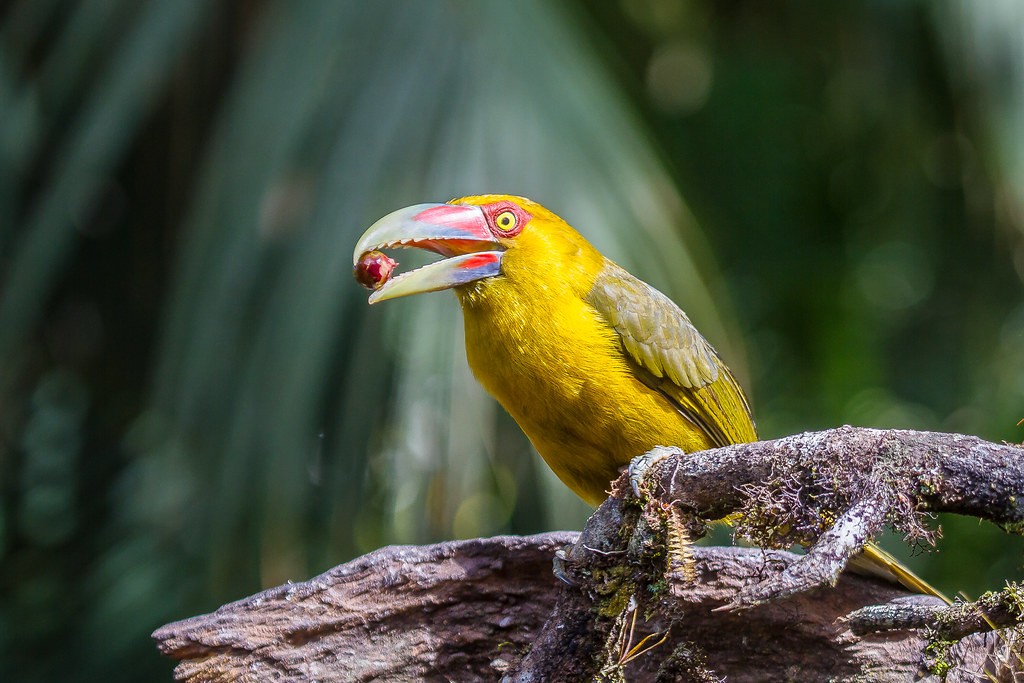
[494,211,517,232]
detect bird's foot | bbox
[628,446,678,498]
[552,547,577,586]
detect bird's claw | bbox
[628,446,676,498]
[553,547,577,586]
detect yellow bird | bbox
[354,194,945,601]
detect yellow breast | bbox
[457,272,715,506]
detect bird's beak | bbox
[353,203,504,304]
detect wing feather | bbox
[587,263,757,447]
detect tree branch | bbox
[639,427,1024,528]
[154,428,1024,681]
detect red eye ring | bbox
[483,201,530,238]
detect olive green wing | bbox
[587,262,757,447]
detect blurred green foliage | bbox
[1,1,1022,680]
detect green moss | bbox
[923,584,1024,678]
[994,582,1024,617]
[596,585,633,619]
[924,638,957,677]
[917,478,939,497]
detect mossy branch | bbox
[154,427,1024,682]
[511,427,1024,681]
[848,582,1024,638]
[642,427,1024,530]
[630,426,1023,608]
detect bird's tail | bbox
[850,542,951,605]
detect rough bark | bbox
[154,533,574,682]
[154,428,1024,682]
[636,427,1024,528]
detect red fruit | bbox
[354,250,397,290]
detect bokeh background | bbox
[2,1,1023,679]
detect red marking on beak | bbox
[412,205,488,235]
[457,252,500,270]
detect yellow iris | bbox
[495,210,517,232]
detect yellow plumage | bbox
[451,195,755,504]
[354,193,946,601]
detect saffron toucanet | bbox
[353,194,946,602]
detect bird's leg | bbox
[625,447,706,588]
[627,446,678,498]
[723,494,890,610]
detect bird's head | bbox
[353,194,602,303]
